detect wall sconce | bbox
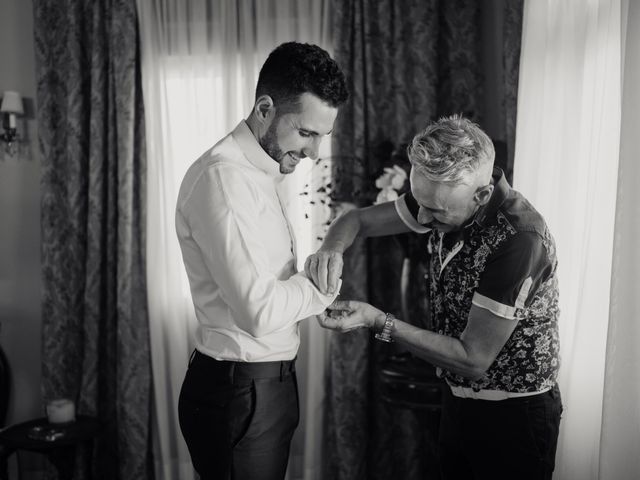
[1,91,24,157]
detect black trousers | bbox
[178,351,299,480]
[438,385,563,480]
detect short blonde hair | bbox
[408,114,494,185]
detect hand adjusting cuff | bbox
[374,312,395,343]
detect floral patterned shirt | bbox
[394,168,560,392]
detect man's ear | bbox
[474,184,494,206]
[254,95,275,123]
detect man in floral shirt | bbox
[305,115,562,480]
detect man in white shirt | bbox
[176,42,348,480]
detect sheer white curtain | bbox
[514,1,638,478]
[136,2,333,478]
[599,1,640,477]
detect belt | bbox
[190,350,296,381]
[448,384,551,401]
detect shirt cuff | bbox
[294,272,341,314]
[472,292,517,320]
[314,278,342,305]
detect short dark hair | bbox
[256,42,349,111]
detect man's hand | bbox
[317,300,383,333]
[304,249,343,295]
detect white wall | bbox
[0,0,44,478]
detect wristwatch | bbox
[374,312,395,343]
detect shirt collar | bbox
[473,167,510,228]
[231,120,282,179]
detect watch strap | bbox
[374,312,395,343]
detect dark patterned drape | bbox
[326,1,524,479]
[35,1,152,479]
[504,0,525,175]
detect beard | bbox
[260,120,285,162]
[259,119,302,174]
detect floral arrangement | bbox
[373,165,408,204]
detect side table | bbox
[0,415,101,480]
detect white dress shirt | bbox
[176,121,337,362]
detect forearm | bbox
[321,201,411,253]
[378,316,486,380]
[220,272,338,338]
[325,300,510,380]
[320,209,362,253]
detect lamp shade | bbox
[1,91,24,115]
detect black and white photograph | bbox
[0,0,638,479]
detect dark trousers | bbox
[438,385,563,480]
[178,351,299,480]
